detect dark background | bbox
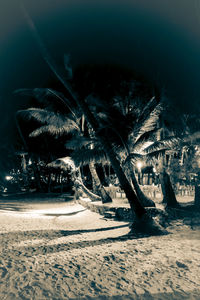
[0,0,200,144]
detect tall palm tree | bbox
[19,4,170,236]
[67,91,169,212]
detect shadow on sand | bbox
[71,290,200,300]
[0,224,129,242]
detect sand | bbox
[0,198,200,299]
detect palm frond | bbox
[43,88,78,119]
[15,88,78,119]
[144,136,182,154]
[18,108,80,136]
[130,128,158,152]
[65,135,98,150]
[17,108,51,123]
[72,147,109,166]
[133,102,163,143]
[145,149,167,162]
[29,121,79,137]
[47,156,76,171]
[124,152,144,164]
[137,96,159,125]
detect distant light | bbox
[136,161,143,170]
[153,167,156,173]
[28,159,32,165]
[5,176,13,181]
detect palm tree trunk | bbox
[157,147,179,208]
[47,173,52,193]
[124,160,155,207]
[194,183,200,208]
[88,162,112,203]
[74,179,101,202]
[77,103,147,217]
[102,165,109,185]
[130,169,155,207]
[71,98,146,217]
[159,170,179,208]
[100,140,146,218]
[73,167,101,201]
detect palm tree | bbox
[67,89,170,212]
[142,110,200,208]
[180,115,200,207]
[19,4,169,236]
[126,103,183,208]
[88,92,162,207]
[142,137,180,208]
[46,156,103,200]
[17,101,112,203]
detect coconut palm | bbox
[18,4,170,236]
[46,156,102,200]
[71,93,163,207]
[142,109,200,208]
[126,103,182,208]
[101,94,162,208]
[16,101,112,203]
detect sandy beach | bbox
[0,197,200,299]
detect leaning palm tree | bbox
[88,93,163,207]
[47,156,104,201]
[66,133,113,202]
[66,88,171,211]
[18,4,168,236]
[16,102,112,203]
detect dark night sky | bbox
[0,0,200,143]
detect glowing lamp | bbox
[136,161,143,170]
